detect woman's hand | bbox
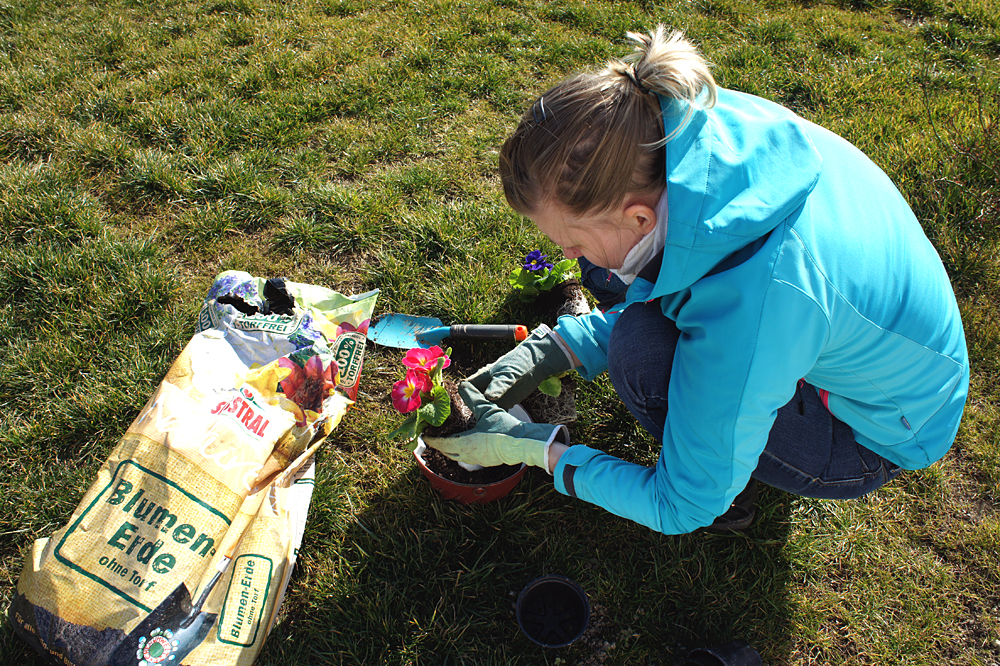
[422,381,569,472]
[464,325,576,410]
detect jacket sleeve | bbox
[553,244,831,534]
[552,308,622,380]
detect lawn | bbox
[1,0,999,664]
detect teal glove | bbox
[422,381,569,472]
[465,324,574,410]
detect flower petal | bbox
[391,378,422,413]
[407,368,433,393]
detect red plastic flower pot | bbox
[411,403,533,505]
[413,440,527,504]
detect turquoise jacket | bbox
[552,89,969,535]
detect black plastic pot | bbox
[515,575,590,648]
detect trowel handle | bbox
[449,324,529,342]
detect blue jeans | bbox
[578,259,902,500]
[578,257,629,310]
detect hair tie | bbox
[532,97,547,123]
[623,66,650,95]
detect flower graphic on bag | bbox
[135,628,179,664]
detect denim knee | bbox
[578,257,628,308]
[606,301,678,439]
[755,382,905,500]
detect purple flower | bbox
[523,250,553,272]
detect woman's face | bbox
[527,200,656,270]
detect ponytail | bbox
[500,26,717,216]
[608,26,717,143]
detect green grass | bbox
[1,0,999,664]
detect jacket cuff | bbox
[552,445,605,497]
[552,315,608,380]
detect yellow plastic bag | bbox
[9,272,377,666]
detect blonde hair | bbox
[499,26,717,216]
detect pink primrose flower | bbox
[391,369,433,414]
[401,346,451,372]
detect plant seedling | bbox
[387,346,453,444]
[508,250,580,302]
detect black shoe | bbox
[674,640,762,666]
[704,479,758,532]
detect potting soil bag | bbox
[9,271,378,666]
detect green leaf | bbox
[430,352,448,386]
[509,267,541,289]
[387,413,419,441]
[518,285,540,300]
[552,258,581,284]
[538,272,559,290]
[552,258,579,277]
[417,384,451,427]
[538,376,562,397]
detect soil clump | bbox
[521,375,578,425]
[534,279,590,318]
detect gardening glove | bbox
[422,381,569,473]
[465,324,574,410]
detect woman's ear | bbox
[622,202,658,236]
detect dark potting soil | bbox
[534,280,591,318]
[421,380,524,485]
[421,446,523,485]
[11,590,126,666]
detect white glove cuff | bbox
[541,424,570,475]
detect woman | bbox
[424,26,969,535]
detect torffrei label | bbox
[334,331,366,398]
[230,314,301,336]
[196,303,303,338]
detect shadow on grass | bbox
[255,452,795,665]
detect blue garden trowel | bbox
[367,313,528,349]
